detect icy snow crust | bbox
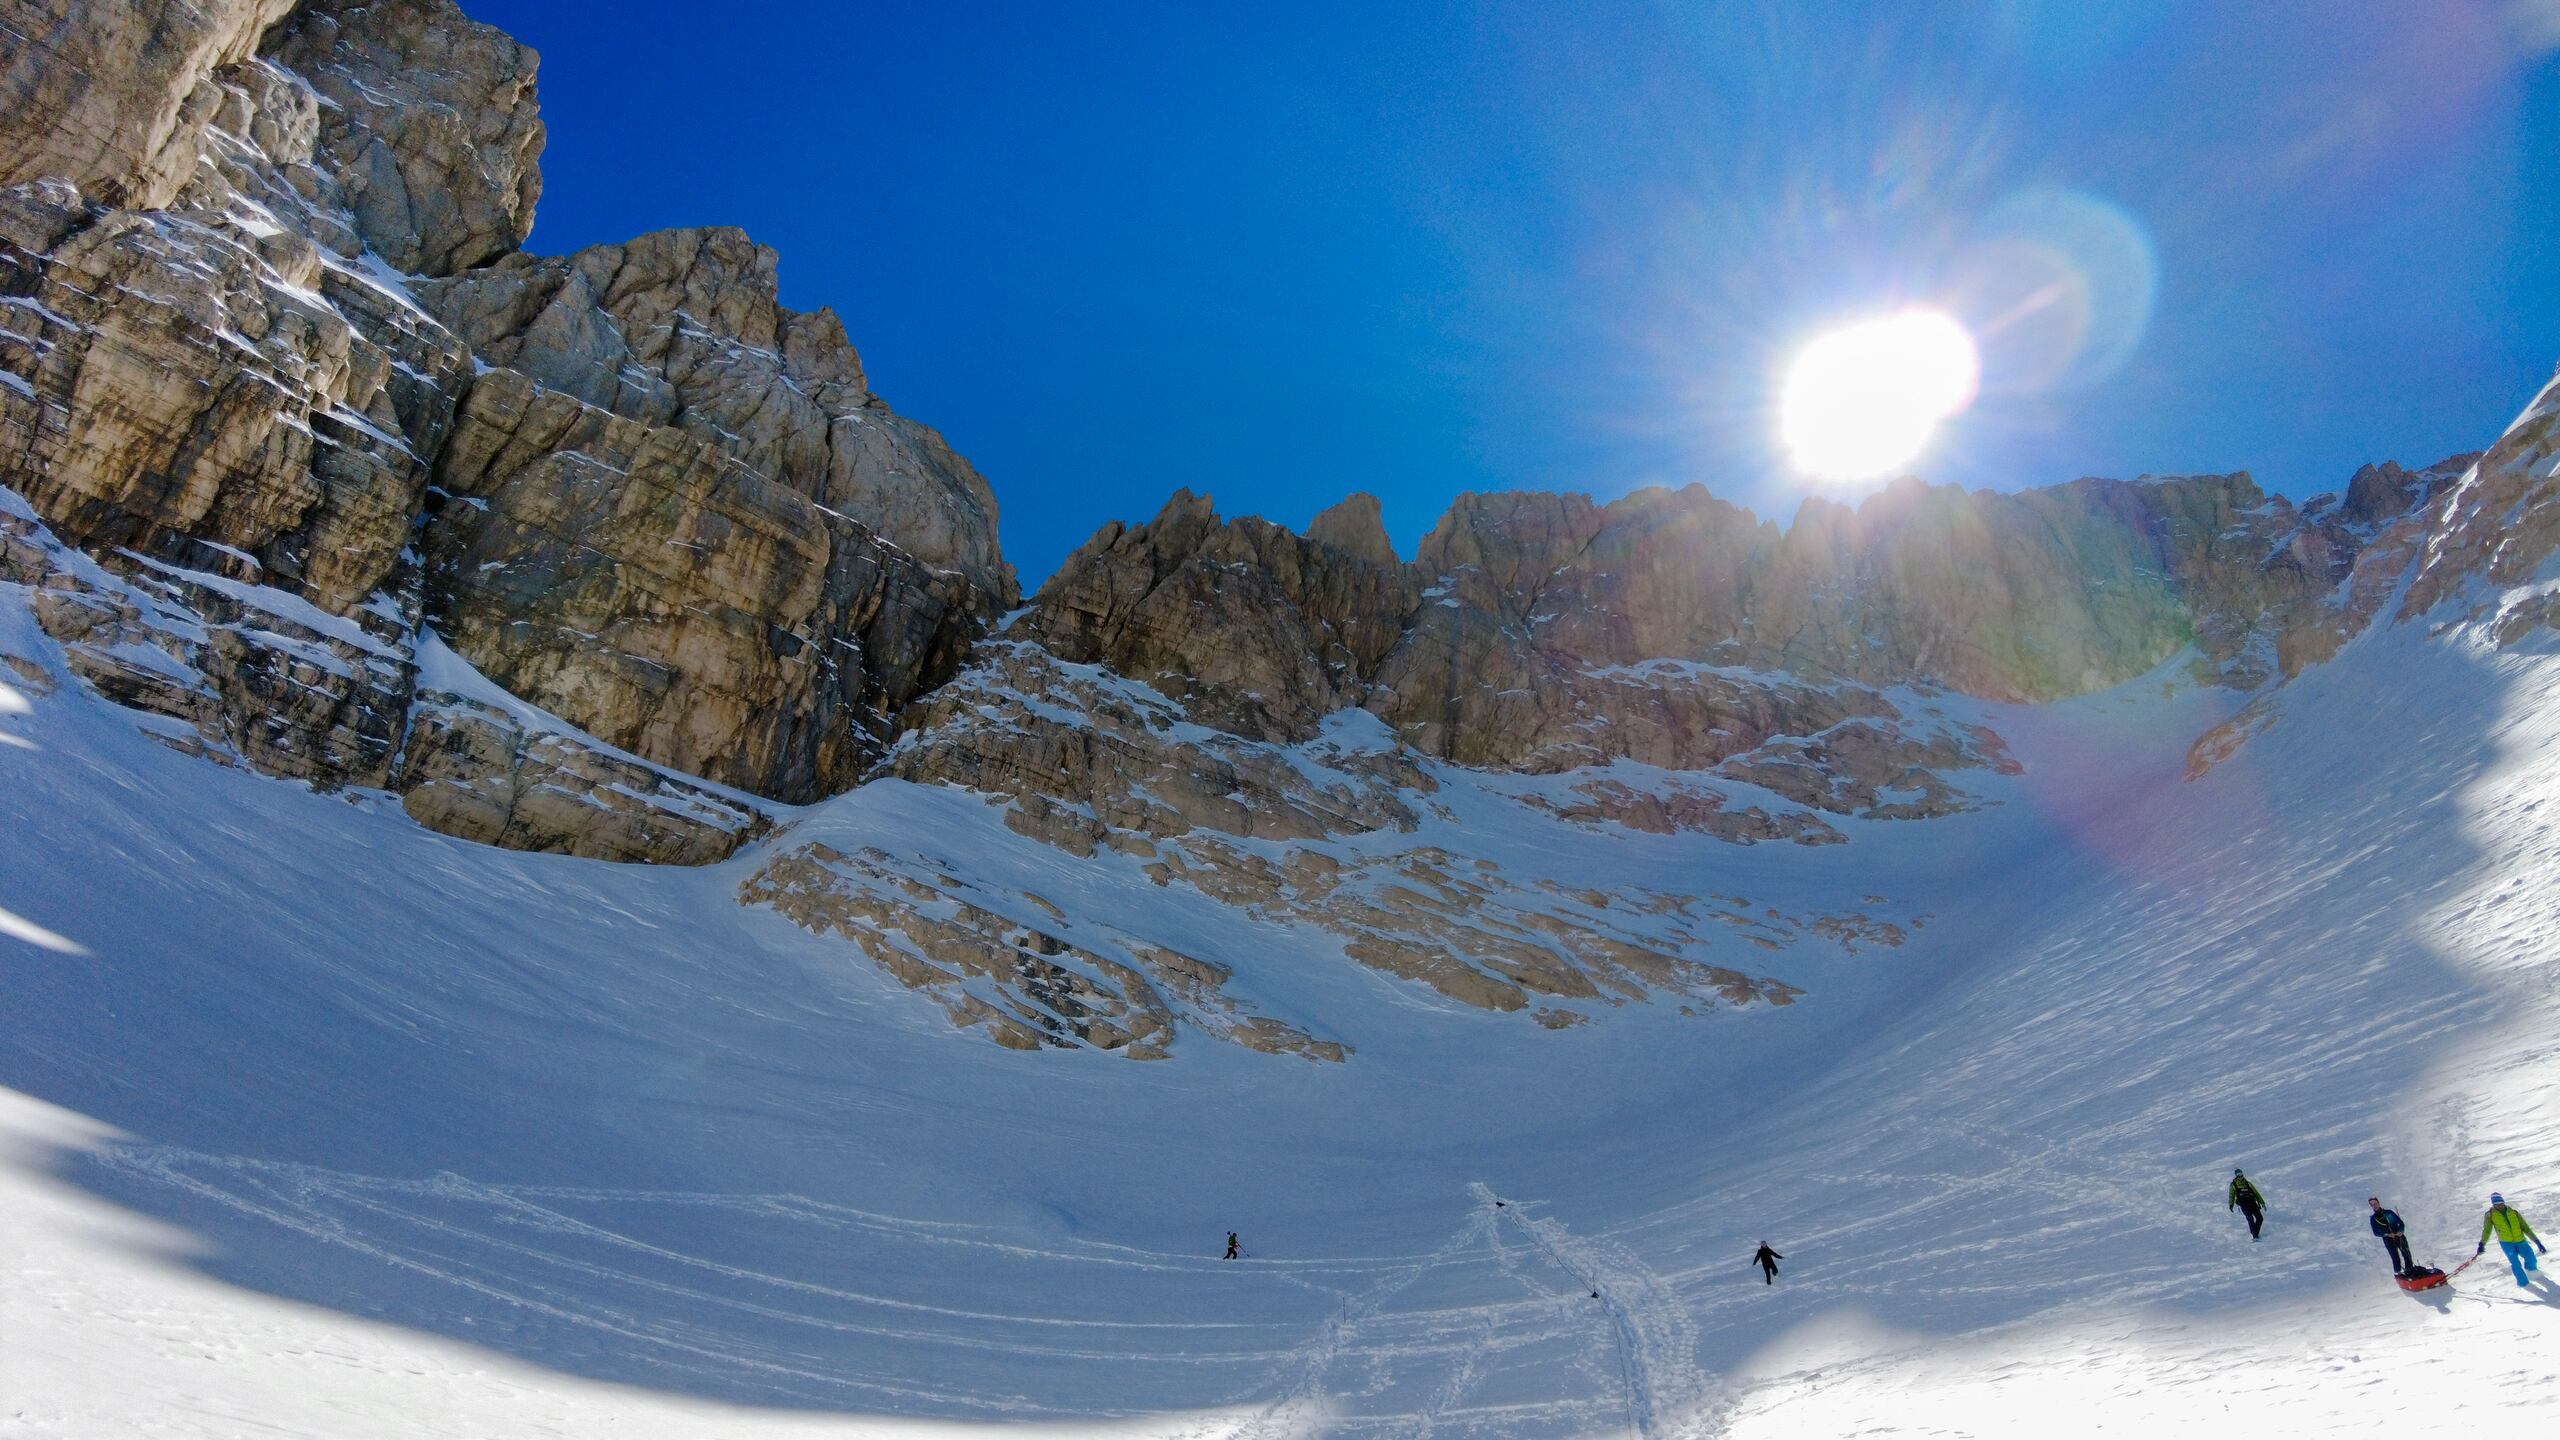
[5,575,2559,1436]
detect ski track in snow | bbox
[1478,1183,1727,1439]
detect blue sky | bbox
[470,0,2560,588]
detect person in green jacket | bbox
[2228,1169,2266,1240]
[2476,1193,2547,1287]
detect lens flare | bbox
[1778,309,1980,480]
[1947,189,2157,394]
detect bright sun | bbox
[1778,309,1980,481]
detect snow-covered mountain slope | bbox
[10,451,2560,1437]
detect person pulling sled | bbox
[2476,1194,2545,1288]
[2369,1197,2413,1276]
[1752,1242,1783,1285]
[2228,1170,2266,1241]
[2369,1197,2449,1290]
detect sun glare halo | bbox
[1779,310,1980,481]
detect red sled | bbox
[2397,1266,2448,1292]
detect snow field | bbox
[6,567,2559,1435]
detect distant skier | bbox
[2228,1169,2266,1240]
[2475,1194,2546,1287]
[2368,1197,2412,1276]
[1224,1231,1240,1261]
[1752,1242,1783,1285]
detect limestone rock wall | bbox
[1019,489,1415,742]
[4,0,2545,1059]
[2397,371,2560,634]
[0,0,299,209]
[1011,469,2448,777]
[265,0,543,276]
[0,0,1014,851]
[424,366,987,802]
[411,226,1013,603]
[3,488,773,864]
[398,689,774,866]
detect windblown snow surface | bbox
[5,564,2559,1437]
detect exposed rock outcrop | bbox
[1020,490,1416,742]
[0,174,464,619]
[0,0,1013,849]
[741,842,1346,1061]
[1011,486,2068,778]
[2397,373,2560,636]
[2184,387,2549,780]
[6,0,2543,1066]
[409,227,1010,600]
[1,488,417,783]
[406,223,1014,801]
[1140,837,1808,1016]
[265,0,543,276]
[1510,775,1844,843]
[883,637,1912,1019]
[884,642,1430,852]
[398,688,773,866]
[0,0,298,209]
[424,366,988,802]
[2,491,773,864]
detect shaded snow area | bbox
[4,580,2558,1438]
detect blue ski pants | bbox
[2500,1239,2540,1286]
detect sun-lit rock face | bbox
[2397,373,2560,635]
[406,226,1014,800]
[412,226,1014,604]
[265,0,544,277]
[0,0,299,210]
[397,686,774,866]
[1004,471,2444,780]
[1020,489,1417,742]
[422,365,990,803]
[0,0,1014,845]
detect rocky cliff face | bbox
[861,447,2473,1052]
[988,465,2438,787]
[2188,379,2556,779]
[413,227,1009,801]
[266,0,542,277]
[0,0,1011,857]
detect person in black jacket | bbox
[1752,1242,1783,1284]
[2368,1196,2412,1275]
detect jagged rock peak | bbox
[414,223,1013,604]
[1015,461,2458,772]
[261,0,543,276]
[1019,489,1420,742]
[1306,492,1401,566]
